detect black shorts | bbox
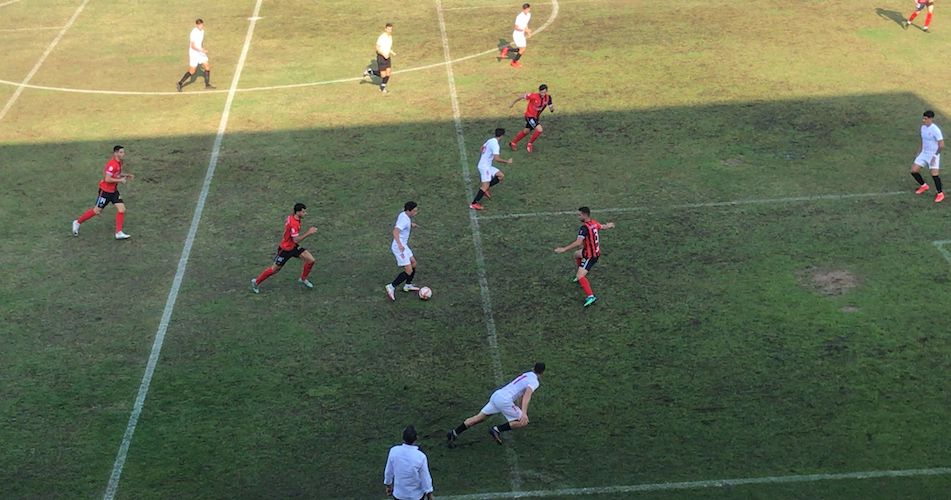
[274,246,306,266]
[95,189,123,209]
[580,256,598,271]
[524,117,540,130]
[376,53,391,71]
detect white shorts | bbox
[512,31,527,48]
[478,165,500,183]
[914,151,940,170]
[391,241,414,267]
[480,392,522,422]
[189,50,209,68]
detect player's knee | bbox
[93,207,102,215]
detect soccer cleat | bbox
[115,231,131,240]
[903,19,910,29]
[403,284,420,292]
[923,26,930,32]
[385,283,396,301]
[381,88,389,95]
[936,192,945,203]
[176,82,183,92]
[298,278,314,289]
[363,68,371,79]
[489,426,503,445]
[250,278,260,294]
[205,84,216,90]
[915,183,930,194]
[447,430,457,447]
[572,276,579,282]
[500,46,509,58]
[470,202,484,210]
[509,141,517,151]
[72,220,80,236]
[526,142,534,153]
[510,60,522,68]
[584,295,598,307]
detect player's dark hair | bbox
[523,3,531,8]
[293,202,307,213]
[402,425,417,444]
[578,206,591,216]
[924,110,936,118]
[385,22,393,28]
[495,128,505,137]
[196,18,204,24]
[404,201,417,212]
[538,84,548,91]
[113,145,124,152]
[533,362,545,374]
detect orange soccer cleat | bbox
[915,184,930,194]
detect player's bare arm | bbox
[555,237,584,253]
[493,154,513,165]
[294,227,318,243]
[602,222,616,229]
[392,227,404,251]
[509,94,528,108]
[104,174,127,184]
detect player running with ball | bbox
[555,207,615,307]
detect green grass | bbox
[1,0,950,498]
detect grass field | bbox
[1,0,950,498]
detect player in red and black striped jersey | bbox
[904,1,935,32]
[509,84,554,153]
[250,203,318,293]
[71,145,134,240]
[554,206,615,307]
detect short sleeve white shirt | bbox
[189,27,204,52]
[394,211,412,246]
[514,12,531,31]
[496,371,540,403]
[921,123,944,155]
[478,137,501,170]
[377,32,393,58]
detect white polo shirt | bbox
[394,211,412,246]
[189,27,204,53]
[478,137,501,170]
[384,443,433,500]
[377,32,393,58]
[514,11,531,31]
[495,371,540,403]
[921,123,944,155]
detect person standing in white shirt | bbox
[386,201,421,301]
[384,426,434,500]
[470,128,514,210]
[364,23,396,94]
[447,362,545,446]
[500,3,532,68]
[912,110,945,203]
[176,18,215,92]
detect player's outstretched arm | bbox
[509,94,526,108]
[554,237,583,253]
[602,222,616,229]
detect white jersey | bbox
[495,371,540,403]
[478,137,501,170]
[921,123,944,155]
[189,27,205,53]
[514,11,531,31]
[394,211,412,246]
[376,32,393,58]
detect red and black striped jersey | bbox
[578,220,603,258]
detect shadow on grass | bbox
[875,7,906,28]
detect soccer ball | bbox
[418,286,432,300]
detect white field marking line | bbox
[478,191,908,221]
[101,1,264,498]
[932,240,951,264]
[0,0,23,7]
[0,0,89,122]
[0,26,65,32]
[439,467,951,499]
[0,0,560,96]
[436,0,560,492]
[443,0,599,11]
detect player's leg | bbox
[448,411,491,445]
[403,257,420,292]
[201,62,214,89]
[74,192,106,235]
[930,162,943,202]
[113,201,130,239]
[913,159,931,193]
[527,123,544,153]
[577,257,598,306]
[511,123,532,149]
[252,252,286,293]
[489,402,524,444]
[178,65,197,91]
[379,62,392,93]
[924,3,935,31]
[386,247,413,299]
[298,250,316,288]
[908,2,925,24]
[573,249,583,278]
[471,179,491,209]
[511,32,526,67]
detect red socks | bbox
[909,11,919,21]
[77,208,97,224]
[926,12,933,27]
[115,212,124,233]
[301,261,314,280]
[529,130,542,144]
[512,130,528,144]
[256,267,276,284]
[578,276,594,297]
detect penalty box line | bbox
[439,467,951,499]
[477,191,907,221]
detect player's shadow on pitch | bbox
[875,8,906,28]
[496,38,513,61]
[360,59,380,85]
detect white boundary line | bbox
[101,1,264,498]
[0,0,24,8]
[0,26,65,32]
[477,191,908,221]
[0,0,90,122]
[0,0,560,96]
[440,467,951,499]
[932,240,951,264]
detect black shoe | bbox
[176,82,183,92]
[446,431,456,447]
[489,426,503,445]
[205,84,216,90]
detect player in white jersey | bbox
[176,19,215,92]
[363,23,396,94]
[500,3,532,68]
[911,110,945,203]
[385,201,421,301]
[447,362,545,446]
[470,128,514,210]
